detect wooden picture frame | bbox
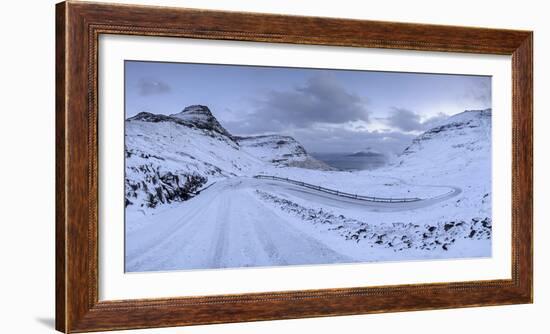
[56,1,533,332]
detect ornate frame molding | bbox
[56,1,532,332]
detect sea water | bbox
[311,153,387,171]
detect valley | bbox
[124,105,492,271]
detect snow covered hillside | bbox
[381,108,492,223]
[252,109,491,205]
[125,107,260,212]
[124,105,328,212]
[247,108,493,261]
[398,109,491,172]
[235,135,335,170]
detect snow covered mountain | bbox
[170,105,232,137]
[125,107,494,270]
[249,108,493,260]
[397,108,491,172]
[235,135,335,170]
[124,105,331,210]
[125,108,257,210]
[384,108,492,223]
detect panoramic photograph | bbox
[124,60,492,273]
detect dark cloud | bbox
[385,108,422,132]
[230,74,369,133]
[137,78,171,96]
[383,107,448,132]
[221,74,446,155]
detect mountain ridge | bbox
[125,105,334,210]
[125,106,491,212]
[395,108,491,175]
[170,105,233,138]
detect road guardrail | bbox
[254,175,421,203]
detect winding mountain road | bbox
[125,177,461,272]
[253,176,461,212]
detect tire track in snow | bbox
[244,192,288,266]
[246,190,352,266]
[126,178,363,271]
[210,192,231,268]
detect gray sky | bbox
[125,60,491,155]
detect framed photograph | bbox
[56,1,533,332]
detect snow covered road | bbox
[125,177,462,271]
[255,177,461,212]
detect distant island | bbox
[347,151,385,158]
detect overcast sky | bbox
[125,60,491,155]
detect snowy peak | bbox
[170,105,231,137]
[235,135,307,161]
[127,111,178,123]
[408,108,490,146]
[449,108,491,122]
[235,134,335,170]
[126,105,325,169]
[397,108,491,170]
[124,105,337,210]
[424,108,491,134]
